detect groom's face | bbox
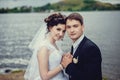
[66,19,84,42]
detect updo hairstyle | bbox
[44,13,66,32]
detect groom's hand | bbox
[61,53,73,68]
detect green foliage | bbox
[53,0,118,11]
[11,70,24,73]
[102,77,108,80]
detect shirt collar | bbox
[73,34,84,49]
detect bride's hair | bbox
[44,13,66,32]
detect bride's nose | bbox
[59,31,63,36]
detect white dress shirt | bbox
[72,34,84,55]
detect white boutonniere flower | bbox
[73,57,78,64]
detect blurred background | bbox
[0,0,120,80]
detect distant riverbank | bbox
[0,0,120,13]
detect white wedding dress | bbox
[24,39,68,80]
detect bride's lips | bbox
[57,36,62,40]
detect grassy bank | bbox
[0,70,108,80]
[0,70,25,80]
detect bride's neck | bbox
[47,34,56,45]
[47,34,59,50]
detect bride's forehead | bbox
[54,24,65,29]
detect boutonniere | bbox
[73,56,78,64]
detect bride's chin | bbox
[56,38,61,41]
[56,39,60,41]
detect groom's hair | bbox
[65,13,83,25]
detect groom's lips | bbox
[70,34,75,36]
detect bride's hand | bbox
[64,52,72,58]
[61,52,70,59]
[61,52,73,68]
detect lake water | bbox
[0,11,120,80]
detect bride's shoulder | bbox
[37,40,51,55]
[38,40,51,50]
[41,39,49,45]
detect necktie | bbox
[71,46,73,55]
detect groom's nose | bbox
[69,27,74,33]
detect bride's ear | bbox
[48,26,52,32]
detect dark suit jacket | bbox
[65,36,102,80]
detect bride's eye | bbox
[56,28,61,31]
[63,30,66,33]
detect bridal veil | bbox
[24,23,47,80]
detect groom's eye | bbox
[63,30,66,33]
[74,24,78,28]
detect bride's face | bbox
[49,24,66,41]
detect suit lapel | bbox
[73,36,87,57]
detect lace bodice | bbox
[34,40,68,80]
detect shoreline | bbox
[0,70,25,80]
[0,70,108,80]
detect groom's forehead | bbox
[66,19,80,24]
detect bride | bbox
[24,13,68,80]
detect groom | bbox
[61,13,102,80]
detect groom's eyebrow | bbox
[66,25,71,28]
[73,24,79,26]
